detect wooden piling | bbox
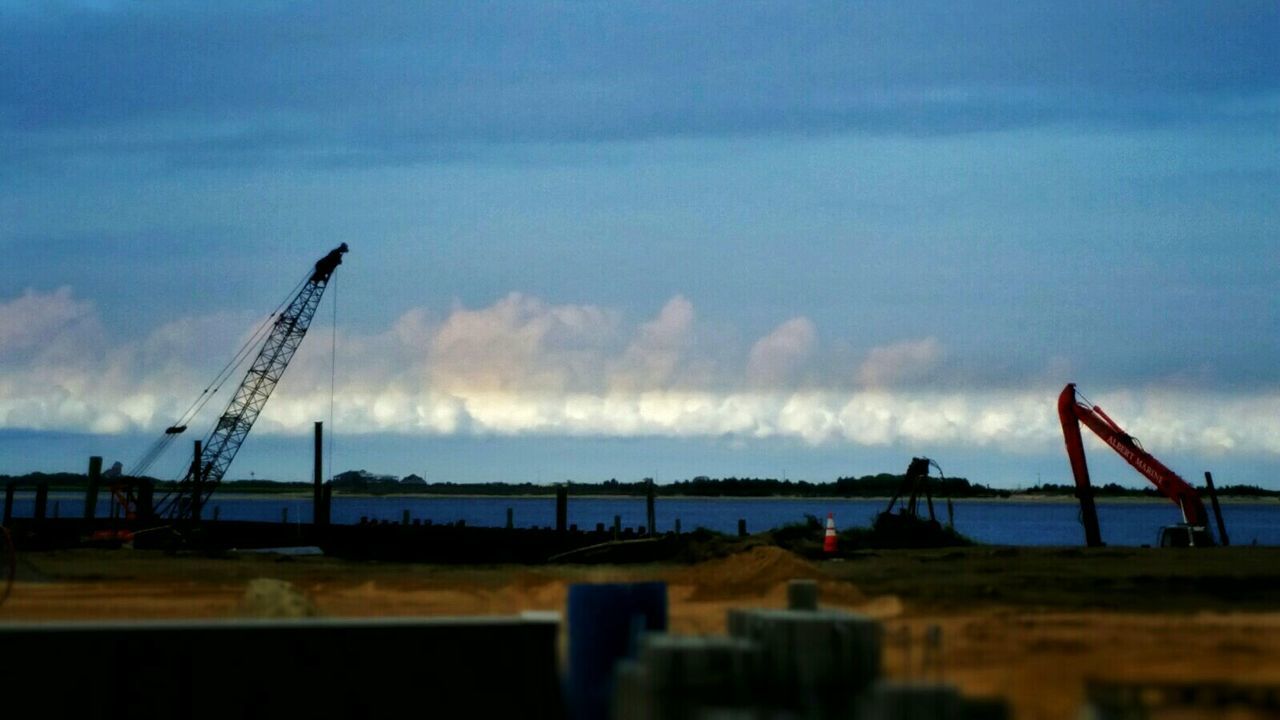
[190,440,203,522]
[613,514,622,540]
[737,518,747,537]
[138,480,154,519]
[213,505,220,522]
[313,422,324,527]
[84,456,102,520]
[506,507,514,529]
[675,518,681,535]
[555,485,568,533]
[645,478,656,537]
[34,481,48,521]
[321,484,332,528]
[402,509,410,526]
[2,482,14,525]
[1204,471,1230,546]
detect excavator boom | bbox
[1058,383,1210,547]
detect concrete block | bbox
[613,634,763,720]
[860,680,963,720]
[786,579,819,610]
[727,608,881,714]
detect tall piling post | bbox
[506,507,514,529]
[190,440,203,522]
[321,484,332,527]
[556,484,568,533]
[1204,471,1230,546]
[737,518,747,537]
[313,421,325,527]
[613,514,622,540]
[34,481,48,521]
[84,456,102,520]
[138,480,154,519]
[645,478,656,536]
[2,482,14,525]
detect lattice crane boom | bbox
[156,243,347,520]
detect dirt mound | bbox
[236,578,318,618]
[677,546,830,601]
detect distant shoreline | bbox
[24,490,1276,505]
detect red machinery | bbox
[1058,383,1214,547]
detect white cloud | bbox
[857,337,942,388]
[746,317,816,388]
[609,295,694,391]
[0,289,1277,462]
[0,287,103,362]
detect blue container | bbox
[567,582,668,720]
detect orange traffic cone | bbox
[823,512,838,554]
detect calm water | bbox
[11,492,1279,547]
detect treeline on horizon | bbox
[3,470,1276,499]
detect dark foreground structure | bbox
[0,615,562,719]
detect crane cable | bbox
[129,270,313,478]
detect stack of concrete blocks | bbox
[611,579,1008,719]
[613,635,759,720]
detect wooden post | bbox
[555,485,568,533]
[137,480,154,519]
[506,507,514,529]
[645,478,656,536]
[675,518,681,535]
[84,456,102,520]
[282,507,289,524]
[402,509,410,526]
[1204,471,1230,546]
[2,482,14,525]
[190,440,203,522]
[212,505,220,521]
[314,422,324,526]
[737,518,747,537]
[321,484,332,528]
[34,481,48,521]
[613,514,622,540]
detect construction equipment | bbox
[1057,383,1213,547]
[145,243,348,521]
[870,457,966,547]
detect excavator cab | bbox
[1157,524,1213,548]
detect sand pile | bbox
[677,546,862,603]
[236,578,318,618]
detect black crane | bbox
[152,243,348,521]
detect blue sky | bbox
[1,1,1277,489]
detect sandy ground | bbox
[3,545,1279,719]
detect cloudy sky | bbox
[2,1,1277,489]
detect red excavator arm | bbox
[1058,383,1210,547]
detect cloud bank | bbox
[1,288,1277,460]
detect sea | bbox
[10,492,1280,547]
